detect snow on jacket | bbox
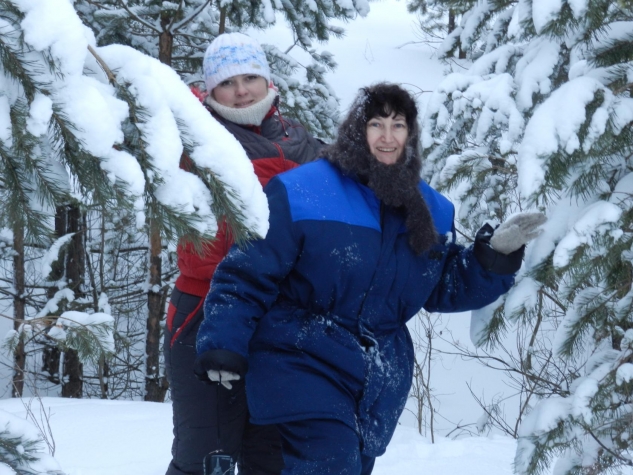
[174,105,323,298]
[197,158,521,457]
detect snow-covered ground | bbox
[0,397,522,475]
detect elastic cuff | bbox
[474,223,524,274]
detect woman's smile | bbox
[366,113,408,164]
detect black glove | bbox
[474,223,524,274]
[193,349,248,389]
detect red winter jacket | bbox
[174,105,323,298]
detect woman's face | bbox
[212,74,269,108]
[366,113,409,165]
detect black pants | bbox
[164,288,284,475]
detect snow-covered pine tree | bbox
[422,0,633,473]
[1,0,267,400]
[264,44,339,140]
[406,0,457,51]
[75,0,360,401]
[0,0,127,398]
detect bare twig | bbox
[87,45,117,85]
[17,390,56,455]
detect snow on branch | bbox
[9,0,268,243]
[0,409,64,475]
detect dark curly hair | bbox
[325,83,438,254]
[361,83,419,132]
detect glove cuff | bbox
[195,349,248,377]
[474,223,524,275]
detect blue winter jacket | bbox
[197,158,518,457]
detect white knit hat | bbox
[203,33,271,92]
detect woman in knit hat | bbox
[164,32,322,475]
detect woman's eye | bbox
[394,123,407,129]
[219,80,232,87]
[246,75,259,81]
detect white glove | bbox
[490,212,547,255]
[207,369,240,390]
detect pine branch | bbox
[0,20,49,101]
[614,81,633,95]
[115,0,160,32]
[0,429,40,471]
[584,424,633,466]
[166,0,185,30]
[9,99,69,210]
[172,0,212,33]
[0,137,53,243]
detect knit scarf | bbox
[205,88,277,126]
[324,113,438,255]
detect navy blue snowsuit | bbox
[197,158,520,471]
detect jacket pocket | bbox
[168,292,204,348]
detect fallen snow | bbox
[0,397,526,475]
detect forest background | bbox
[0,0,632,474]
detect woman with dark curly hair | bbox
[194,83,544,474]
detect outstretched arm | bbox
[423,213,544,314]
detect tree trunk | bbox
[159,15,173,66]
[62,205,85,398]
[12,223,26,398]
[219,4,226,34]
[65,206,85,296]
[61,349,83,398]
[42,204,85,397]
[143,20,175,403]
[144,219,168,402]
[41,209,65,387]
[98,355,109,399]
[447,10,467,59]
